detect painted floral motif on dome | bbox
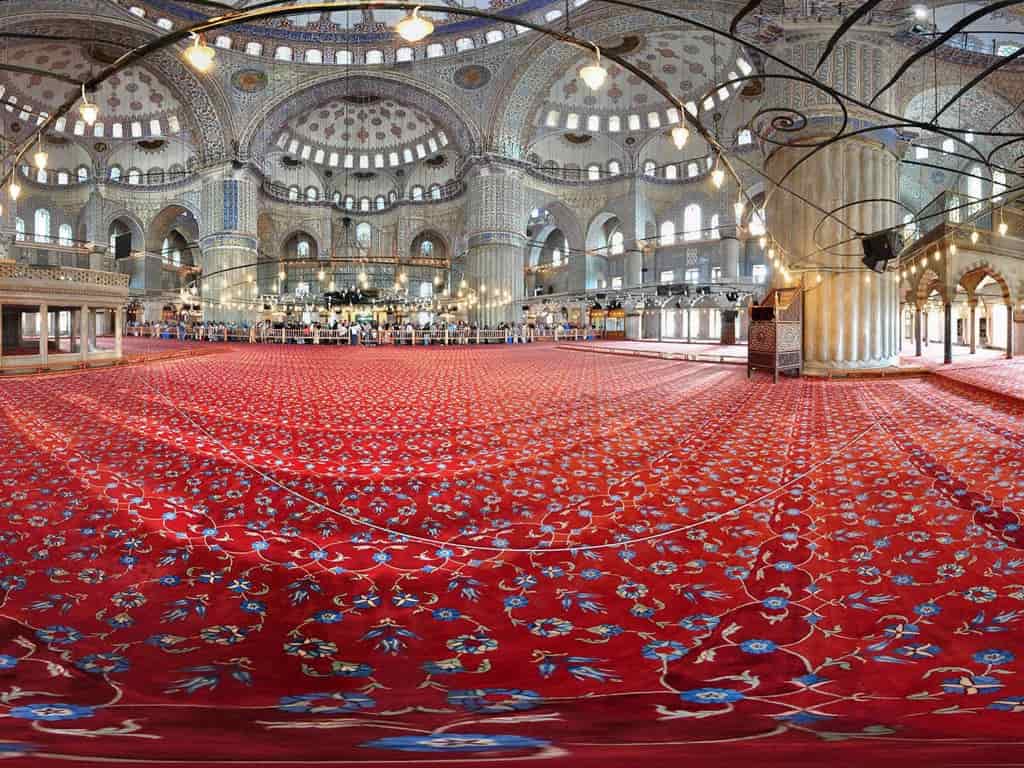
[286,99,438,151]
[453,64,492,90]
[0,43,182,121]
[231,69,269,94]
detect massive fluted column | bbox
[199,172,260,323]
[764,27,902,372]
[464,161,527,327]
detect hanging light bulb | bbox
[278,270,286,281]
[395,7,434,42]
[79,84,99,126]
[579,45,608,91]
[33,137,48,171]
[711,162,725,189]
[733,200,745,220]
[9,180,21,200]
[184,33,215,73]
[970,230,979,244]
[671,124,689,151]
[318,270,325,280]
[758,236,767,249]
[949,243,957,255]
[999,219,1008,236]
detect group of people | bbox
[126,318,587,346]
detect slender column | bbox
[969,301,977,354]
[914,308,922,356]
[1008,304,1014,359]
[39,303,48,363]
[0,302,4,366]
[944,302,953,365]
[115,307,123,359]
[922,310,928,346]
[80,305,90,363]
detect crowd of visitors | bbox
[126,318,590,345]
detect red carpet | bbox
[1,343,1024,766]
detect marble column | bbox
[1008,304,1014,359]
[115,307,123,359]
[464,162,527,327]
[764,26,901,372]
[721,234,740,281]
[39,303,48,363]
[199,174,259,324]
[944,302,953,364]
[969,300,977,354]
[914,307,922,356]
[80,304,90,362]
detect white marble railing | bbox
[0,262,129,288]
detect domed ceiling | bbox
[0,42,185,141]
[276,96,448,169]
[535,30,749,133]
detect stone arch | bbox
[408,228,452,262]
[103,210,146,253]
[280,228,323,261]
[913,268,949,308]
[527,198,584,257]
[146,203,200,254]
[237,73,482,164]
[954,259,1013,305]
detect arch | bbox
[102,210,146,255]
[912,268,950,308]
[145,203,200,254]
[280,228,323,260]
[955,260,1013,305]
[409,228,452,262]
[237,73,482,163]
[282,230,319,261]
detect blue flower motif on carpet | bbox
[679,688,745,705]
[363,733,549,752]
[9,703,95,721]
[278,692,376,714]
[447,688,542,713]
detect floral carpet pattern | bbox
[1,343,1024,766]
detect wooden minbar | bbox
[747,287,802,382]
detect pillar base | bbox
[801,355,899,376]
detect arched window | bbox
[683,204,701,241]
[610,230,624,255]
[288,186,299,201]
[396,47,414,62]
[245,42,263,56]
[297,239,310,259]
[127,168,141,185]
[659,220,676,246]
[967,165,983,215]
[421,240,434,257]
[665,164,678,180]
[485,29,504,44]
[77,166,89,182]
[34,209,51,243]
[375,195,386,210]
[410,185,424,201]
[365,50,384,64]
[36,168,47,184]
[57,171,69,185]
[275,46,293,61]
[456,37,474,51]
[356,222,372,245]
[305,186,319,201]
[709,214,720,240]
[359,197,370,212]
[332,191,341,204]
[587,164,601,181]
[748,208,766,236]
[304,49,323,64]
[994,169,1007,201]
[608,160,621,175]
[426,43,444,58]
[429,184,441,200]
[15,217,25,241]
[344,195,355,210]
[58,223,73,246]
[643,160,656,177]
[551,248,562,266]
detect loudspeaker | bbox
[861,231,901,273]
